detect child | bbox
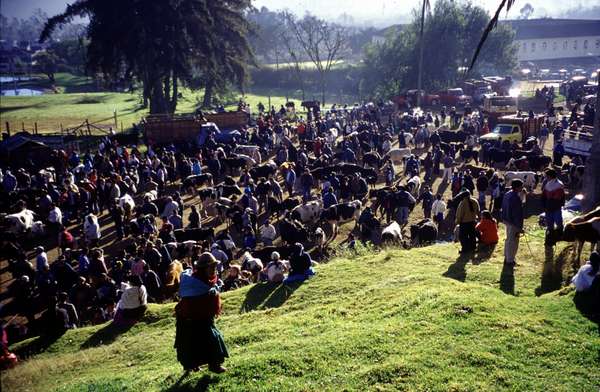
[476,210,499,246]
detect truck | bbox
[460,80,493,103]
[482,76,513,96]
[392,89,440,108]
[435,88,472,106]
[143,113,203,145]
[479,114,544,144]
[481,96,518,128]
[562,125,593,158]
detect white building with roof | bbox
[506,19,600,65]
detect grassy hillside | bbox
[3,223,599,392]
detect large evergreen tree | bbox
[40,0,254,114]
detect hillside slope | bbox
[3,228,599,392]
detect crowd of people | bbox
[0,94,598,371]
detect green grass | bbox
[0,73,308,133]
[3,220,599,392]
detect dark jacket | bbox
[501,190,523,229]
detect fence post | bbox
[22,122,25,132]
[5,122,10,137]
[121,121,124,132]
[86,119,91,136]
[114,109,118,129]
[60,123,64,135]
[34,122,38,134]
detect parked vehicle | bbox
[392,89,440,107]
[482,76,513,96]
[436,88,472,106]
[460,80,493,103]
[563,125,593,158]
[479,114,544,143]
[481,96,518,128]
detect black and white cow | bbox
[320,200,362,236]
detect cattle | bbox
[458,164,487,178]
[406,176,421,198]
[527,155,552,172]
[320,200,362,236]
[181,173,213,192]
[250,161,277,181]
[3,209,36,234]
[279,218,309,245]
[251,245,295,262]
[363,152,382,169]
[173,227,215,243]
[459,148,479,163]
[119,194,136,220]
[439,130,467,143]
[221,157,247,175]
[314,227,327,251]
[381,221,403,244]
[562,207,600,262]
[235,145,261,163]
[385,148,411,164]
[291,200,323,224]
[267,196,301,217]
[166,240,198,260]
[487,148,511,166]
[369,187,394,217]
[504,171,539,191]
[410,219,438,246]
[216,184,242,199]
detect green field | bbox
[3,220,598,392]
[0,73,307,133]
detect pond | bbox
[1,88,44,96]
[0,76,32,83]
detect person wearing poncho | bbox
[174,253,228,373]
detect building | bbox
[506,19,600,66]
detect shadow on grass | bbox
[163,373,220,392]
[12,331,64,360]
[500,262,515,295]
[443,253,473,282]
[80,321,134,349]
[472,243,497,265]
[535,245,571,296]
[240,281,302,312]
[573,286,600,334]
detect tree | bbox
[32,50,59,82]
[283,13,349,105]
[40,0,254,114]
[362,0,516,100]
[519,3,534,19]
[467,0,600,212]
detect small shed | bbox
[0,135,53,168]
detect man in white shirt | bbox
[259,219,277,246]
[431,194,447,226]
[48,203,63,232]
[161,197,179,219]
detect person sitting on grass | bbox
[475,210,499,247]
[264,251,290,283]
[572,251,600,293]
[113,275,147,326]
[284,243,315,284]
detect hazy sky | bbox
[2,0,600,25]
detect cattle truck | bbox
[479,114,544,144]
[562,125,593,158]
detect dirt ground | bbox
[0,122,565,327]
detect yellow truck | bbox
[479,114,544,144]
